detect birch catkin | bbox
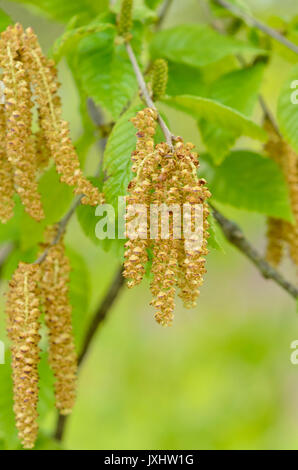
[21,26,103,207]
[0,25,44,221]
[6,263,41,449]
[124,108,211,326]
[40,226,77,415]
[264,119,298,267]
[0,98,14,222]
[0,23,104,224]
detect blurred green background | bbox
[0,0,298,450]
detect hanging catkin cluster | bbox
[40,226,77,415]
[124,108,210,326]
[6,263,41,449]
[0,24,103,223]
[264,119,298,267]
[5,226,78,449]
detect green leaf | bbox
[211,150,293,220]
[145,0,163,9]
[198,63,265,162]
[74,25,138,119]
[277,64,298,153]
[103,104,142,204]
[150,25,267,68]
[208,214,225,252]
[10,0,108,23]
[164,95,267,164]
[208,63,265,116]
[52,23,114,62]
[166,61,206,97]
[0,8,12,32]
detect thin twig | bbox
[213,0,298,55]
[125,38,298,302]
[211,205,298,299]
[125,42,175,148]
[54,266,125,442]
[156,0,174,30]
[33,195,83,265]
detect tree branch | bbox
[33,195,83,265]
[156,0,173,30]
[211,205,298,299]
[125,42,175,148]
[125,38,298,302]
[54,266,125,442]
[212,0,298,55]
[78,267,125,366]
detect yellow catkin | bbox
[6,262,41,449]
[21,26,103,207]
[0,25,44,221]
[264,119,298,266]
[0,98,15,222]
[286,147,298,265]
[175,139,210,309]
[124,108,158,288]
[151,59,168,101]
[40,226,77,415]
[266,217,285,267]
[117,0,133,39]
[34,123,51,172]
[124,109,211,325]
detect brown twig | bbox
[213,0,298,55]
[211,205,298,299]
[54,266,125,442]
[33,195,83,265]
[156,0,174,30]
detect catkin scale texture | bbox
[124,108,211,326]
[21,27,103,207]
[6,263,41,449]
[264,119,298,267]
[0,100,15,222]
[0,23,104,224]
[40,227,77,415]
[0,25,44,221]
